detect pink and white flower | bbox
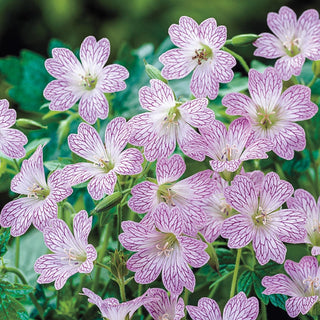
[186,292,259,320]
[82,288,151,320]
[129,79,215,161]
[287,189,320,256]
[159,16,236,99]
[222,67,318,160]
[44,36,129,124]
[128,154,214,236]
[253,6,320,81]
[63,117,144,200]
[262,256,320,318]
[0,145,72,236]
[0,99,27,159]
[34,210,97,290]
[221,172,307,265]
[144,288,185,320]
[119,203,209,295]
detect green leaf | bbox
[237,269,253,295]
[0,50,52,112]
[1,281,34,297]
[44,158,73,171]
[269,294,287,311]
[0,228,10,257]
[252,272,269,304]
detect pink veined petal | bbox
[223,292,259,320]
[253,33,284,59]
[178,98,214,127]
[271,122,306,160]
[104,117,130,157]
[253,227,286,265]
[73,210,92,248]
[0,197,35,236]
[297,9,320,37]
[11,145,46,195]
[240,138,273,162]
[156,154,186,185]
[270,209,306,243]
[139,79,175,111]
[190,62,219,100]
[144,288,171,319]
[286,296,318,318]
[80,36,110,71]
[168,16,200,48]
[212,50,236,83]
[154,204,184,235]
[0,128,27,159]
[32,198,58,231]
[259,172,293,212]
[62,163,101,186]
[128,181,158,213]
[159,48,196,80]
[78,90,109,124]
[274,54,305,81]
[226,117,251,154]
[262,274,300,296]
[0,99,16,128]
[311,246,320,256]
[99,64,129,92]
[221,214,254,248]
[114,148,143,176]
[222,93,254,117]
[224,175,258,215]
[43,80,80,111]
[87,170,117,200]
[79,244,97,273]
[47,169,73,202]
[199,19,225,49]
[267,7,297,41]
[68,122,107,162]
[248,68,282,112]
[187,297,222,320]
[278,85,318,121]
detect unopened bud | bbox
[198,233,220,274]
[231,34,259,46]
[144,60,168,83]
[312,60,320,78]
[94,191,123,213]
[15,118,47,130]
[110,250,129,279]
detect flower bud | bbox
[15,118,47,130]
[231,34,260,46]
[312,60,320,78]
[144,59,168,83]
[94,191,123,213]
[110,250,129,279]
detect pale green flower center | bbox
[220,200,233,218]
[81,72,97,90]
[62,248,87,265]
[156,233,177,257]
[93,156,114,172]
[253,206,270,226]
[162,103,182,131]
[256,106,278,130]
[192,44,213,65]
[27,183,49,199]
[220,144,239,161]
[157,183,177,207]
[283,37,301,57]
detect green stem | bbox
[15,236,20,269]
[209,270,235,298]
[95,261,112,272]
[230,248,242,298]
[117,200,123,251]
[183,288,190,306]
[118,277,126,302]
[307,74,318,88]
[2,266,45,320]
[221,47,250,73]
[13,159,20,173]
[261,299,267,320]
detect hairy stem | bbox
[230,248,242,298]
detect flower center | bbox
[80,72,97,90]
[93,156,114,172]
[253,206,270,226]
[303,276,320,295]
[283,37,301,57]
[192,44,213,65]
[162,104,181,132]
[158,184,177,207]
[256,107,277,130]
[159,314,171,320]
[61,248,86,265]
[27,183,49,199]
[156,234,177,257]
[220,200,233,218]
[220,144,239,161]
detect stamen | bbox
[162,113,178,130]
[220,201,232,217]
[221,144,238,161]
[79,72,97,89]
[61,248,80,265]
[255,206,269,225]
[93,156,110,168]
[192,48,209,65]
[156,242,174,257]
[257,111,276,126]
[27,183,44,198]
[303,276,320,293]
[159,314,171,320]
[160,188,176,207]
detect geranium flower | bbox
[0,99,27,159]
[222,67,318,160]
[287,189,320,256]
[82,288,151,320]
[34,210,97,290]
[62,117,144,200]
[262,256,320,318]
[159,16,236,99]
[221,172,306,265]
[186,292,259,320]
[144,288,185,320]
[0,145,72,236]
[253,6,320,81]
[128,154,214,236]
[119,203,209,294]
[44,36,129,124]
[129,79,215,161]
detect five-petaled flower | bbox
[262,256,320,318]
[253,6,320,81]
[129,79,215,162]
[222,67,318,160]
[62,117,144,200]
[44,36,129,124]
[34,210,97,290]
[159,16,236,99]
[186,291,259,320]
[119,202,209,294]
[0,145,72,236]
[0,99,27,159]
[221,172,307,265]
